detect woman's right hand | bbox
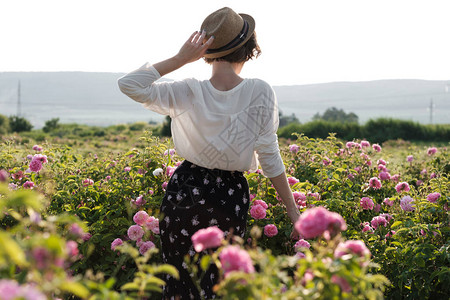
[175,31,214,65]
[153,31,214,77]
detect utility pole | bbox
[17,80,21,116]
[428,98,434,124]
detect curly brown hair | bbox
[204,33,261,64]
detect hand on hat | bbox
[176,31,214,65]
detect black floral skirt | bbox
[159,160,250,299]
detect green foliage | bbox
[43,117,60,133]
[160,116,172,137]
[364,118,450,143]
[0,114,10,135]
[129,121,149,131]
[8,115,33,132]
[1,128,448,299]
[279,120,362,141]
[279,110,300,127]
[313,107,359,124]
[278,118,450,143]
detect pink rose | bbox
[323,157,332,166]
[32,145,43,151]
[127,225,144,241]
[407,155,413,162]
[144,217,159,234]
[82,233,92,241]
[379,213,393,222]
[334,240,370,258]
[383,198,394,206]
[293,191,307,207]
[361,140,370,148]
[400,196,415,212]
[0,169,9,182]
[385,230,396,238]
[166,166,176,177]
[346,141,355,148]
[133,211,150,226]
[164,148,176,156]
[82,179,94,187]
[371,216,388,230]
[378,171,390,181]
[377,159,386,165]
[23,181,35,189]
[124,166,131,172]
[250,204,266,219]
[29,159,43,173]
[139,241,155,255]
[362,224,373,233]
[369,177,382,189]
[191,226,224,252]
[427,192,441,203]
[219,245,255,277]
[66,241,79,257]
[390,174,400,182]
[289,144,300,153]
[69,223,84,237]
[135,195,146,206]
[294,207,347,239]
[395,182,410,193]
[360,197,374,210]
[111,238,123,250]
[372,144,382,152]
[427,147,437,155]
[287,176,299,186]
[252,199,268,209]
[294,239,311,251]
[307,192,321,201]
[162,181,168,190]
[263,224,278,237]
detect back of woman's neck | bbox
[210,61,244,91]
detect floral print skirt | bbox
[159,160,250,299]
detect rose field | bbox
[0,126,448,300]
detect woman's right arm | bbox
[153,31,214,76]
[117,31,214,116]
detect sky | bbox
[1,0,450,86]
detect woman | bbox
[118,7,300,299]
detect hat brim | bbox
[203,13,256,59]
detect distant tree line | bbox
[278,118,450,143]
[312,107,358,124]
[2,110,448,143]
[0,115,33,134]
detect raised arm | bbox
[154,31,214,76]
[118,31,214,117]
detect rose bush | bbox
[1,128,448,299]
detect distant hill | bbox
[0,72,448,128]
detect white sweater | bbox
[118,63,285,178]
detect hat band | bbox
[206,20,249,54]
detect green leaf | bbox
[391,221,403,229]
[145,276,166,286]
[59,281,90,298]
[0,232,28,267]
[200,255,211,271]
[153,264,179,279]
[121,282,139,290]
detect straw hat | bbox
[201,7,255,59]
